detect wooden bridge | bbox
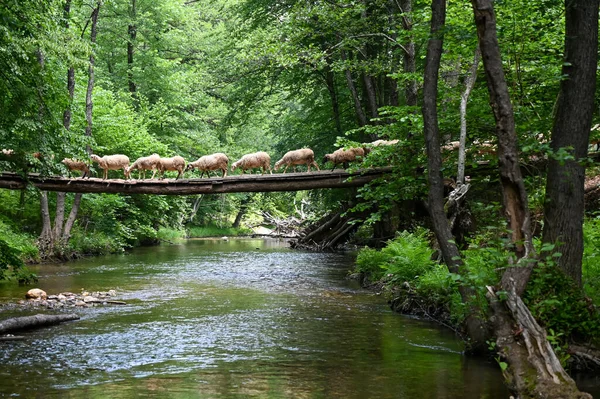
[0,167,393,195]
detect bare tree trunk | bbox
[340,49,368,127]
[127,0,137,97]
[85,3,101,142]
[0,314,79,334]
[62,193,82,243]
[52,192,66,240]
[363,74,379,121]
[38,191,54,256]
[457,47,480,184]
[542,0,599,286]
[422,0,488,354]
[325,70,343,135]
[471,0,591,397]
[399,0,417,108]
[63,0,74,130]
[472,0,533,266]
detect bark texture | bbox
[422,0,488,353]
[542,0,599,286]
[0,314,80,335]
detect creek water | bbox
[0,238,582,398]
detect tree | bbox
[542,0,599,286]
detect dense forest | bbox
[1,0,600,397]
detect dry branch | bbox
[0,313,80,334]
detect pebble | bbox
[1,289,123,310]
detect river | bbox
[0,238,589,398]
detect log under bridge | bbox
[0,167,393,195]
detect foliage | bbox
[524,249,600,347]
[355,229,436,284]
[583,217,600,304]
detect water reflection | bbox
[0,238,513,398]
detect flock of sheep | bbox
[60,139,400,180]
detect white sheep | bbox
[90,154,130,180]
[157,156,186,179]
[274,148,319,173]
[61,158,90,178]
[323,147,365,170]
[125,153,161,180]
[185,153,229,178]
[231,151,272,174]
[363,139,399,155]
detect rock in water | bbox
[25,288,47,300]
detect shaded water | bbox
[0,238,514,398]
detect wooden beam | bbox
[0,167,393,195]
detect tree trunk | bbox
[399,0,417,108]
[52,192,66,240]
[471,0,592,397]
[340,49,368,127]
[85,3,101,142]
[38,191,54,256]
[363,73,379,121]
[325,70,343,135]
[63,0,74,130]
[62,193,82,243]
[127,0,137,97]
[0,314,80,334]
[457,46,480,184]
[232,196,251,228]
[422,0,488,354]
[471,0,533,265]
[542,0,599,286]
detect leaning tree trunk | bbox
[472,0,591,397]
[457,46,480,184]
[340,48,368,127]
[422,0,488,354]
[542,0,599,287]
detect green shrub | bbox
[525,254,600,347]
[0,220,38,262]
[583,217,600,304]
[355,229,435,284]
[157,227,186,242]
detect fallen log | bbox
[0,313,80,334]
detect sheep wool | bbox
[274,148,319,173]
[231,151,272,174]
[90,154,130,180]
[157,156,186,179]
[61,158,90,178]
[323,147,365,170]
[186,153,229,178]
[126,153,161,179]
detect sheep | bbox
[90,154,130,180]
[125,153,161,180]
[185,153,229,178]
[61,158,90,178]
[363,139,399,155]
[231,151,272,174]
[274,148,320,173]
[322,147,365,170]
[156,156,186,179]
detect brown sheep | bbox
[125,153,161,180]
[61,158,90,178]
[157,156,186,179]
[323,147,365,170]
[90,154,130,180]
[274,148,320,173]
[231,152,272,174]
[185,153,229,178]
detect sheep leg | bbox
[222,168,227,178]
[313,161,320,171]
[151,169,157,179]
[283,165,289,174]
[176,170,182,180]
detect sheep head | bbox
[90,154,101,163]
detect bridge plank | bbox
[0,168,393,195]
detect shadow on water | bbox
[0,238,590,398]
